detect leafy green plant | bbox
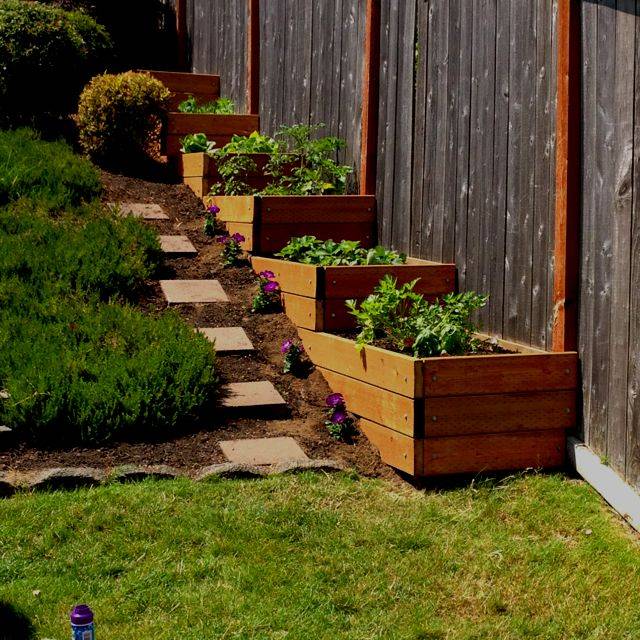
[180,133,216,154]
[208,123,353,196]
[219,131,279,154]
[76,71,170,167]
[0,0,112,127]
[264,123,353,196]
[276,236,406,266]
[346,276,488,357]
[178,95,235,114]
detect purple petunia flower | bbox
[263,281,280,293]
[331,409,348,424]
[231,232,245,243]
[207,204,220,215]
[281,339,294,354]
[216,234,230,244]
[259,270,276,280]
[325,393,344,408]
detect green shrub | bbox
[76,72,170,166]
[0,129,102,210]
[0,301,217,444]
[0,0,112,126]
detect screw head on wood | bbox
[432,375,437,382]
[565,369,571,374]
[565,407,571,414]
[432,416,437,422]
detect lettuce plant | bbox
[178,95,235,114]
[180,133,216,154]
[276,236,406,266]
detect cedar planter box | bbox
[165,113,260,160]
[203,195,376,254]
[178,152,296,198]
[299,329,578,477]
[251,255,456,331]
[143,70,221,111]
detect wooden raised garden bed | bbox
[166,114,260,160]
[204,195,377,254]
[143,70,221,111]
[178,152,296,198]
[251,256,456,331]
[299,329,578,477]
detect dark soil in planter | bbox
[0,171,393,480]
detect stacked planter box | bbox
[251,256,456,331]
[204,195,376,254]
[144,70,221,110]
[300,330,578,477]
[165,114,260,160]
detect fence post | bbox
[176,0,188,71]
[359,0,381,196]
[552,0,580,352]
[247,0,260,114]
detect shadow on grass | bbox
[0,602,36,640]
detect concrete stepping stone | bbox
[219,436,309,466]
[108,202,169,220]
[160,280,229,303]
[159,235,198,255]
[197,327,254,354]
[221,381,287,413]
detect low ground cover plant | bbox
[178,95,235,115]
[0,0,112,127]
[276,236,406,266]
[207,124,353,196]
[347,275,488,357]
[0,129,102,210]
[0,130,217,444]
[76,71,170,167]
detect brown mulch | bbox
[0,169,396,481]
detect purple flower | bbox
[216,234,230,244]
[259,270,276,280]
[325,393,344,408]
[281,339,294,354]
[207,204,220,215]
[331,409,348,424]
[263,280,280,293]
[231,232,245,243]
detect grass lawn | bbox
[1,472,639,640]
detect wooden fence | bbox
[174,0,640,490]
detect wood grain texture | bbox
[422,429,566,476]
[359,419,421,475]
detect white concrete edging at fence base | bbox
[568,437,640,533]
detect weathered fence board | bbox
[580,0,640,489]
[376,0,558,348]
[186,0,247,111]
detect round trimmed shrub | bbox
[0,0,112,126]
[76,72,170,167]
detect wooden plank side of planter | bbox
[224,222,254,252]
[359,419,422,475]
[298,329,422,397]
[260,195,376,223]
[206,196,256,223]
[182,177,210,198]
[421,429,566,476]
[258,222,375,254]
[424,390,576,437]
[319,368,418,436]
[282,294,323,331]
[323,260,456,299]
[251,257,320,297]
[167,114,260,135]
[422,352,579,397]
[179,153,210,177]
[143,70,221,111]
